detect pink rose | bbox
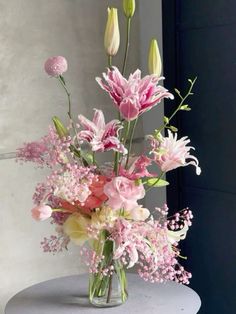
[104,176,145,210]
[31,205,53,221]
[44,56,68,77]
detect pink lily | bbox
[96,67,174,121]
[77,109,127,154]
[119,155,155,180]
[149,130,201,175]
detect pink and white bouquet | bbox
[17,0,201,307]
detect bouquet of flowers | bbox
[17,0,201,308]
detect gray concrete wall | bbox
[0,0,163,311]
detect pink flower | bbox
[119,155,155,180]
[16,126,72,168]
[16,141,47,165]
[96,67,174,121]
[149,130,201,175]
[74,175,108,214]
[77,109,127,154]
[104,176,145,210]
[31,205,53,221]
[44,56,68,77]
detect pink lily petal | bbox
[119,97,140,121]
[92,109,106,130]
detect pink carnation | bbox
[96,67,174,121]
[44,56,68,77]
[104,176,145,210]
[31,205,52,221]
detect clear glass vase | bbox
[88,235,128,307]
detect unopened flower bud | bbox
[31,205,52,221]
[148,39,162,76]
[44,56,68,77]
[104,8,120,56]
[52,116,69,138]
[123,0,135,18]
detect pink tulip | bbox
[96,66,174,121]
[44,56,68,77]
[31,205,53,221]
[104,176,145,210]
[77,109,127,154]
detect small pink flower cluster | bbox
[168,208,193,231]
[80,247,114,276]
[83,204,193,285]
[33,165,96,206]
[16,126,72,168]
[41,234,70,254]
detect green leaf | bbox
[80,151,94,165]
[180,105,191,111]
[146,178,169,187]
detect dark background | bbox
[162,1,236,313]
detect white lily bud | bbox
[104,8,120,56]
[123,0,136,18]
[148,38,162,76]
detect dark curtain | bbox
[162,1,236,313]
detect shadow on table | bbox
[13,293,93,309]
[61,294,92,308]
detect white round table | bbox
[5,274,201,313]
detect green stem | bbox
[108,55,112,68]
[57,75,79,148]
[113,17,132,174]
[125,118,138,169]
[157,77,197,135]
[92,152,96,165]
[122,17,131,76]
[106,274,113,304]
[123,121,131,146]
[114,151,120,176]
[58,75,72,119]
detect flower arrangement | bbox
[17,0,201,308]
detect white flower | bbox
[167,224,189,244]
[150,130,201,175]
